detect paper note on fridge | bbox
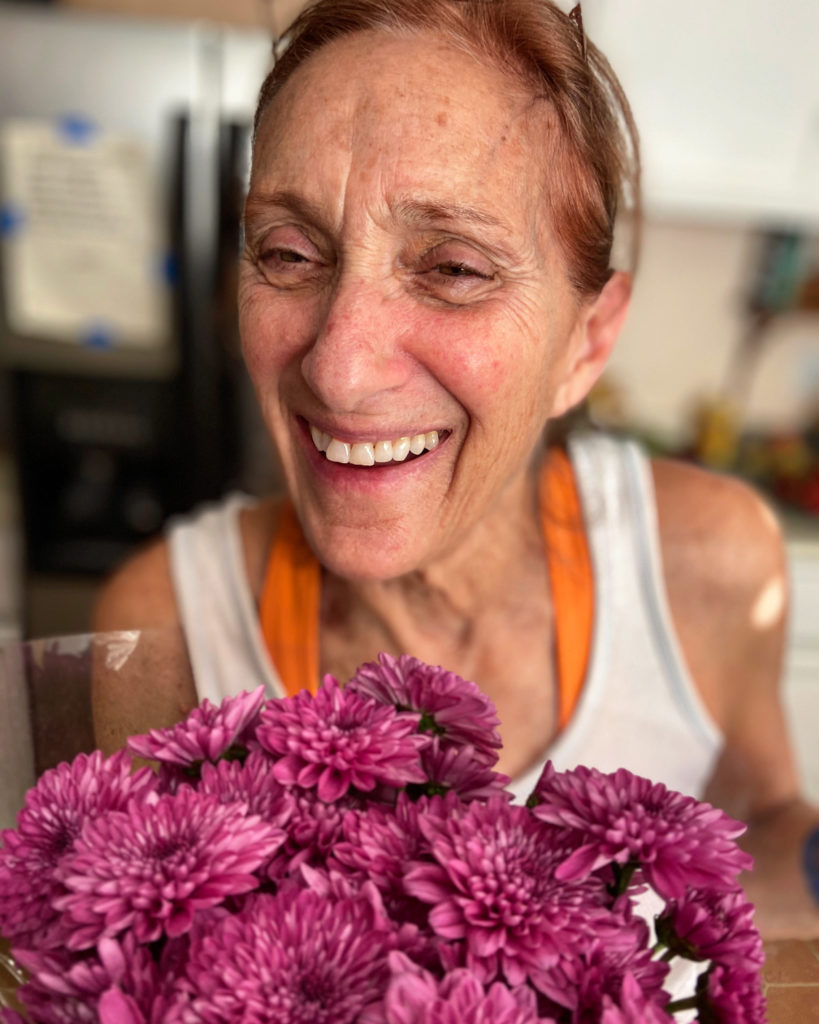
[0,117,170,349]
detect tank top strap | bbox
[539,447,594,730]
[259,501,321,697]
[260,450,594,714]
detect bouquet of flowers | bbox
[0,655,765,1023]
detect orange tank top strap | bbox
[259,448,594,719]
[258,500,321,697]
[539,446,595,730]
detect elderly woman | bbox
[94,0,818,938]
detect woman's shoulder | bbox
[93,494,283,633]
[651,456,786,590]
[92,535,179,633]
[651,456,788,729]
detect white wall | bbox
[607,218,818,446]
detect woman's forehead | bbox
[251,30,554,234]
[258,29,549,155]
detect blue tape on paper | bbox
[804,825,819,903]
[0,203,25,238]
[82,323,116,350]
[57,114,98,146]
[161,251,179,286]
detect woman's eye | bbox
[261,248,311,267]
[413,247,497,302]
[434,261,486,279]
[275,249,308,263]
[252,234,329,288]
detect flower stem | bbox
[666,996,698,1013]
[609,860,639,897]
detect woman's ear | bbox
[551,270,632,418]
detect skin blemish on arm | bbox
[750,573,786,630]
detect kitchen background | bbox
[0,0,817,796]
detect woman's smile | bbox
[295,415,453,493]
[308,422,445,466]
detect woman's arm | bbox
[655,457,819,939]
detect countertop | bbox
[763,939,819,1022]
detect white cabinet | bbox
[585,0,819,226]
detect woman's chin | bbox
[301,517,433,584]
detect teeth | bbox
[326,439,350,464]
[310,425,330,452]
[312,426,441,465]
[350,442,375,466]
[374,440,393,463]
[392,437,411,462]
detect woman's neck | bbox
[320,461,551,680]
[318,457,563,777]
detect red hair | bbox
[253,0,640,297]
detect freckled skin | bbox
[239,30,586,582]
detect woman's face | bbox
[240,30,591,581]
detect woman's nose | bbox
[300,277,411,414]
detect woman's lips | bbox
[308,423,445,466]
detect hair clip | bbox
[568,3,587,60]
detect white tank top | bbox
[167,433,722,800]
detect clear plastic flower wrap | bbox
[0,653,765,1023]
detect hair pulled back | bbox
[253,0,640,297]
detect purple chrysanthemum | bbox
[12,935,161,1024]
[334,796,425,887]
[370,954,553,1024]
[172,888,403,1023]
[0,655,769,1023]
[531,762,753,900]
[656,887,764,973]
[198,752,295,879]
[347,654,503,765]
[416,737,511,802]
[533,927,670,1021]
[301,868,428,964]
[331,795,440,928]
[127,686,266,768]
[199,750,294,828]
[256,674,428,802]
[278,785,366,875]
[54,788,284,949]
[695,963,767,1023]
[0,751,156,948]
[404,797,610,987]
[601,972,677,1024]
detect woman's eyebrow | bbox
[247,192,507,230]
[391,197,523,265]
[391,197,508,232]
[244,190,521,259]
[244,189,329,230]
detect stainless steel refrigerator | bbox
[0,2,275,629]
